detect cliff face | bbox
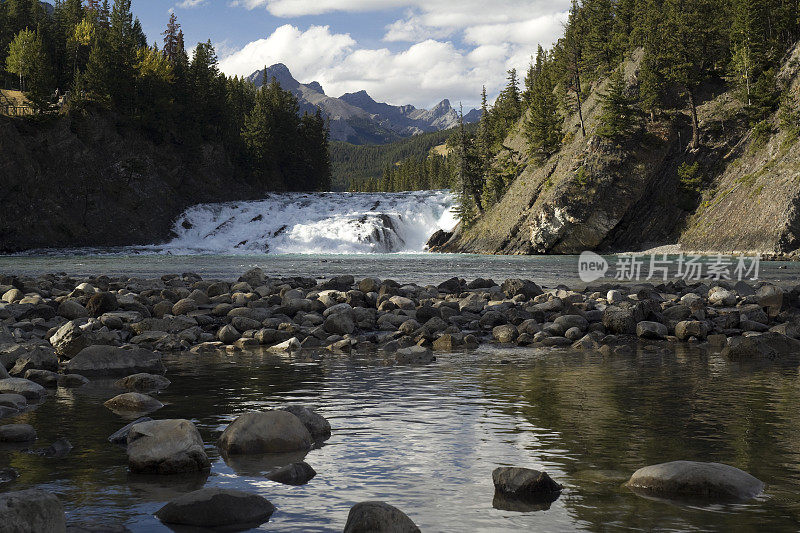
[0,112,261,252]
[436,42,800,256]
[679,43,800,254]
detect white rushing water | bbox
[154,190,458,255]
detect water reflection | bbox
[0,344,798,531]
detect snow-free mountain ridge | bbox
[247,64,480,145]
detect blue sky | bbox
[131,0,570,108]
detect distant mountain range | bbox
[247,64,481,145]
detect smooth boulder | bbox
[155,488,274,529]
[343,501,420,533]
[218,410,312,455]
[626,460,763,501]
[127,419,210,474]
[66,346,165,377]
[104,392,163,414]
[0,489,66,533]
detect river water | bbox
[3,345,800,532]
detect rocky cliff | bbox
[435,42,800,257]
[0,111,261,252]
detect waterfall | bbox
[153,190,458,255]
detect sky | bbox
[131,0,570,109]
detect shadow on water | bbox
[1,344,799,531]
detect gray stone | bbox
[115,373,171,392]
[0,377,46,400]
[104,392,163,414]
[757,284,784,317]
[324,313,355,335]
[218,411,312,455]
[708,287,737,306]
[0,423,36,442]
[0,393,27,410]
[501,279,543,299]
[127,419,210,474]
[217,324,240,345]
[57,300,88,320]
[49,321,89,359]
[66,346,164,377]
[721,332,800,362]
[57,374,89,388]
[0,489,66,533]
[279,405,331,441]
[675,320,708,341]
[267,461,317,485]
[636,321,668,340]
[492,467,563,497]
[603,307,636,334]
[171,298,198,316]
[394,346,435,365]
[155,488,274,529]
[23,369,60,388]
[626,460,763,501]
[492,324,518,343]
[343,501,420,533]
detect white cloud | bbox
[220,1,570,108]
[177,0,205,8]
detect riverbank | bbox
[2,267,799,371]
[2,268,800,530]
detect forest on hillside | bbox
[448,0,800,225]
[0,0,331,192]
[329,124,478,191]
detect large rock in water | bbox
[127,419,210,474]
[155,488,274,529]
[66,346,165,377]
[603,307,636,334]
[492,467,563,498]
[0,489,66,533]
[626,461,763,501]
[218,410,312,455]
[343,501,420,533]
[721,332,800,362]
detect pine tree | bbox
[596,66,637,139]
[658,0,723,150]
[556,0,586,137]
[162,13,181,62]
[582,0,615,75]
[524,47,563,162]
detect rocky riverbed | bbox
[0,267,797,530]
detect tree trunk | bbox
[575,72,586,137]
[572,58,586,137]
[687,88,700,150]
[473,192,484,214]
